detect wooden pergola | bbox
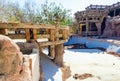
[75,2,120,36]
[0,22,69,66]
[75,6,108,36]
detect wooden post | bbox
[53,21,64,67]
[48,29,55,59]
[62,29,67,40]
[0,29,4,34]
[46,29,49,34]
[54,21,59,41]
[25,28,31,42]
[53,44,64,67]
[33,29,37,41]
[0,29,8,35]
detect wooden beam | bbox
[7,34,26,39]
[37,34,50,38]
[0,23,55,29]
[3,33,63,39]
[38,40,67,47]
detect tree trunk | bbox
[53,44,64,67]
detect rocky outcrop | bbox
[102,16,120,37]
[0,35,32,81]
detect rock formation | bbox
[0,35,32,81]
[102,16,120,37]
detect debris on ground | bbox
[73,73,93,80]
[61,65,71,81]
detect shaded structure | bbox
[108,2,120,17]
[75,2,120,37]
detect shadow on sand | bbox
[40,54,62,81]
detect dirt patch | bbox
[16,42,38,54]
[61,66,71,81]
[107,52,120,57]
[73,73,93,80]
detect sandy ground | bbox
[41,53,62,81]
[41,48,120,81]
[63,49,120,81]
[12,38,120,81]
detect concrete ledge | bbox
[29,49,40,81]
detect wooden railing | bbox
[0,22,69,58]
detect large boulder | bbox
[0,35,23,75]
[0,35,32,81]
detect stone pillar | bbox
[79,24,83,35]
[53,44,64,67]
[114,9,116,16]
[95,22,101,36]
[86,17,89,35]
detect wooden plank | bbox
[0,23,55,29]
[37,34,50,38]
[7,34,26,39]
[23,34,62,39]
[58,34,63,38]
[21,24,55,29]
[0,23,20,29]
[38,40,67,47]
